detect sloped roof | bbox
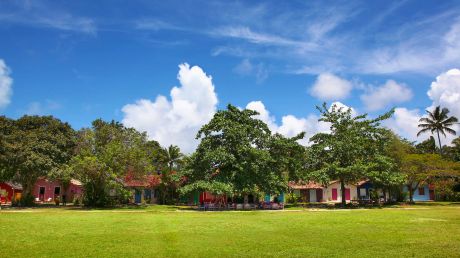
[123,175,161,188]
[289,181,324,189]
[70,179,82,186]
[4,182,23,190]
[356,179,370,186]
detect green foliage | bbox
[158,145,186,204]
[417,106,458,154]
[401,153,460,202]
[308,103,394,205]
[415,136,437,154]
[0,115,76,206]
[186,104,306,197]
[443,136,460,162]
[70,119,163,207]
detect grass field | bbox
[1,204,459,257]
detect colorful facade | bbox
[33,178,82,203]
[403,184,435,201]
[123,175,160,204]
[289,181,324,202]
[0,182,22,204]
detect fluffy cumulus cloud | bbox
[384,107,423,142]
[427,69,460,119]
[245,101,348,145]
[0,59,13,108]
[122,63,218,153]
[360,80,413,111]
[309,73,352,100]
[246,101,278,132]
[385,69,460,145]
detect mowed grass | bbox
[1,204,459,257]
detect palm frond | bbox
[418,123,432,128]
[445,127,457,136]
[417,128,431,137]
[443,116,459,124]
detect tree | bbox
[0,116,76,206]
[308,103,394,206]
[184,104,306,201]
[443,137,460,162]
[70,119,161,206]
[417,106,458,155]
[158,145,184,204]
[401,153,460,202]
[415,136,437,154]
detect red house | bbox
[33,178,83,203]
[0,182,22,204]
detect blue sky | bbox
[1,0,460,152]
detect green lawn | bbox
[1,204,459,257]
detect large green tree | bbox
[184,104,306,201]
[401,153,460,202]
[308,103,394,206]
[417,106,458,155]
[0,115,76,205]
[70,119,161,206]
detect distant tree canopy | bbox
[0,115,76,205]
[183,104,307,198]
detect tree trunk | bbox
[436,130,443,155]
[340,179,346,207]
[408,185,414,203]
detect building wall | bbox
[324,182,358,203]
[403,184,431,201]
[33,178,82,202]
[0,183,22,203]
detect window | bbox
[418,187,425,195]
[39,187,45,195]
[54,187,61,195]
[359,188,367,197]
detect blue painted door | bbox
[135,190,142,203]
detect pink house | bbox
[33,178,83,203]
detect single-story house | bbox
[123,175,160,204]
[289,181,324,202]
[403,183,435,201]
[33,178,83,203]
[0,182,22,204]
[324,180,358,203]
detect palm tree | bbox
[159,145,183,204]
[165,145,183,172]
[417,106,458,155]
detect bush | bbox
[18,194,35,207]
[73,197,80,206]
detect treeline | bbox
[1,103,459,207]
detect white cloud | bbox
[329,101,357,116]
[384,107,423,142]
[0,1,96,35]
[122,63,218,154]
[233,59,268,83]
[213,26,306,47]
[427,68,460,119]
[246,101,345,145]
[360,80,413,111]
[309,73,353,100]
[0,59,13,108]
[246,101,278,132]
[24,100,61,115]
[361,19,460,75]
[385,69,460,145]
